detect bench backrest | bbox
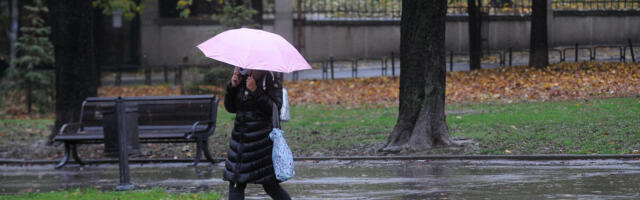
[79,95,218,130]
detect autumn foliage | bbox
[2,62,639,118]
[446,62,640,104]
[287,62,640,105]
[97,62,640,106]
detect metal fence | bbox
[553,0,640,11]
[307,41,639,81]
[98,42,639,83]
[447,0,533,16]
[160,0,639,20]
[294,0,534,20]
[297,0,401,20]
[291,0,639,20]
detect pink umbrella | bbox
[197,28,311,73]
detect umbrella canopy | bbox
[197,28,311,73]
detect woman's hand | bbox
[246,76,257,92]
[231,68,241,87]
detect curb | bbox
[1,154,639,166]
[296,154,640,161]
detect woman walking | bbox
[197,28,309,199]
[223,67,291,200]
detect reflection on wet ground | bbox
[2,159,640,199]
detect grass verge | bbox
[0,188,221,200]
[1,97,639,158]
[215,97,640,155]
[447,97,640,154]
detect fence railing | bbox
[553,0,640,11]
[292,0,640,20]
[447,0,532,16]
[160,0,639,20]
[308,41,639,81]
[298,0,401,20]
[98,41,639,84]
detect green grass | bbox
[0,119,52,145]
[0,188,221,200]
[213,97,640,155]
[2,97,639,156]
[447,97,640,154]
[215,104,396,155]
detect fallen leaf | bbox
[6,62,638,118]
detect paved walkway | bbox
[282,57,626,81]
[100,49,632,84]
[2,159,640,199]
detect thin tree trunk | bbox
[529,0,549,68]
[8,0,18,69]
[468,0,482,70]
[49,0,98,143]
[251,0,263,28]
[93,7,102,87]
[381,0,452,153]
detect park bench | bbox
[53,95,220,168]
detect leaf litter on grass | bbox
[1,62,639,157]
[2,62,637,117]
[287,62,640,106]
[92,62,638,107]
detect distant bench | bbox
[54,95,219,168]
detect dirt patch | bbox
[0,136,485,161]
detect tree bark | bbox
[234,0,245,6]
[251,0,263,29]
[8,0,18,69]
[381,0,452,153]
[49,0,98,143]
[468,0,482,70]
[529,0,549,68]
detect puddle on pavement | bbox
[2,160,640,199]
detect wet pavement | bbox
[2,159,640,199]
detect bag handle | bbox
[272,102,281,129]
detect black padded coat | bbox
[223,72,282,185]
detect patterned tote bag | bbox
[270,103,295,181]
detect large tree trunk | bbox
[529,0,549,68]
[49,0,98,143]
[468,0,482,70]
[381,0,452,153]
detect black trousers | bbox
[228,182,291,200]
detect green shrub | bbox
[202,66,233,87]
[0,69,54,114]
[1,0,55,114]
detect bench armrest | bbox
[58,122,83,136]
[185,120,216,139]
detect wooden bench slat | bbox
[54,134,103,141]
